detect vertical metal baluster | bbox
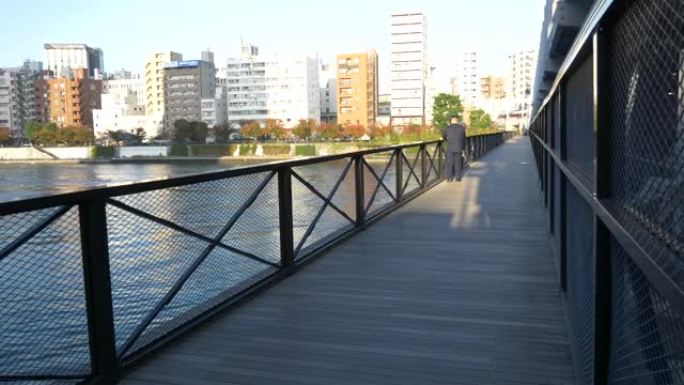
[278,167,294,269]
[354,155,366,227]
[395,148,403,203]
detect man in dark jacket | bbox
[443,116,466,182]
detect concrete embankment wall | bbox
[0,147,56,160]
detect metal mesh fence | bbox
[610,238,684,384]
[565,54,596,188]
[0,207,90,379]
[606,0,684,286]
[292,159,356,259]
[565,183,596,384]
[364,150,396,217]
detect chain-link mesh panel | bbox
[106,204,209,353]
[130,246,278,355]
[364,151,396,216]
[0,207,90,378]
[112,174,269,239]
[219,175,280,265]
[424,144,440,183]
[607,0,684,286]
[609,238,684,384]
[565,53,596,187]
[566,183,595,384]
[0,207,63,252]
[401,146,422,195]
[292,159,355,259]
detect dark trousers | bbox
[445,151,463,181]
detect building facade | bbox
[201,87,228,128]
[481,75,506,100]
[390,12,428,126]
[336,50,378,128]
[93,93,162,139]
[454,51,481,108]
[510,50,537,114]
[15,61,44,135]
[44,43,103,78]
[224,43,320,129]
[0,69,18,137]
[144,51,183,116]
[163,60,216,130]
[37,68,102,128]
[103,77,145,107]
[320,62,337,124]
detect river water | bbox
[0,155,411,379]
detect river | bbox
[0,155,408,378]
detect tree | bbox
[106,130,125,144]
[132,127,146,144]
[342,123,366,138]
[432,93,464,130]
[214,123,234,142]
[264,119,285,140]
[293,119,317,139]
[0,127,10,144]
[173,119,192,142]
[189,121,208,143]
[316,123,343,141]
[468,109,493,135]
[241,121,263,140]
[369,123,392,139]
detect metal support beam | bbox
[278,167,294,269]
[354,155,366,228]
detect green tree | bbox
[189,121,208,143]
[468,109,493,135]
[132,127,146,144]
[265,119,285,140]
[173,119,192,142]
[106,130,125,144]
[214,123,234,142]
[432,93,464,130]
[293,119,317,139]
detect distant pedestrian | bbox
[442,115,466,182]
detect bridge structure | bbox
[2,0,684,384]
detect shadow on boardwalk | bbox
[122,137,575,385]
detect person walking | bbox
[443,115,466,182]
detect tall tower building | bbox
[163,59,216,130]
[144,51,183,116]
[454,51,481,107]
[509,50,537,112]
[39,68,102,128]
[390,12,428,126]
[320,62,337,124]
[336,50,378,128]
[0,69,19,136]
[44,43,103,78]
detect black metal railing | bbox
[528,0,684,384]
[0,133,511,385]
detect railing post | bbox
[420,144,427,188]
[437,142,444,179]
[395,148,403,202]
[278,167,295,269]
[79,199,118,385]
[354,155,366,227]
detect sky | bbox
[1,0,545,92]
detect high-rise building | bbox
[336,50,378,128]
[0,69,18,137]
[224,42,320,129]
[44,43,104,78]
[319,62,337,124]
[13,61,45,137]
[93,92,162,139]
[390,12,428,126]
[510,50,537,112]
[144,51,183,116]
[454,51,481,107]
[163,60,216,130]
[201,87,228,128]
[37,68,102,128]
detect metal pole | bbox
[278,167,294,269]
[420,144,427,188]
[395,148,403,203]
[354,155,366,227]
[79,199,118,385]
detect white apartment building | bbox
[390,12,428,126]
[224,43,320,129]
[0,69,18,136]
[319,62,337,123]
[510,50,537,112]
[201,87,228,128]
[144,51,182,116]
[93,93,162,140]
[103,77,145,107]
[454,51,481,108]
[44,43,103,78]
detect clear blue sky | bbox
[1,0,544,91]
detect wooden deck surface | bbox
[121,137,575,385]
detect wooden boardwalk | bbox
[121,137,575,385]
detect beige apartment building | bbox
[144,51,182,115]
[481,75,506,100]
[336,50,378,128]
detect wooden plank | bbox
[120,137,575,385]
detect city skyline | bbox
[1,0,545,92]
